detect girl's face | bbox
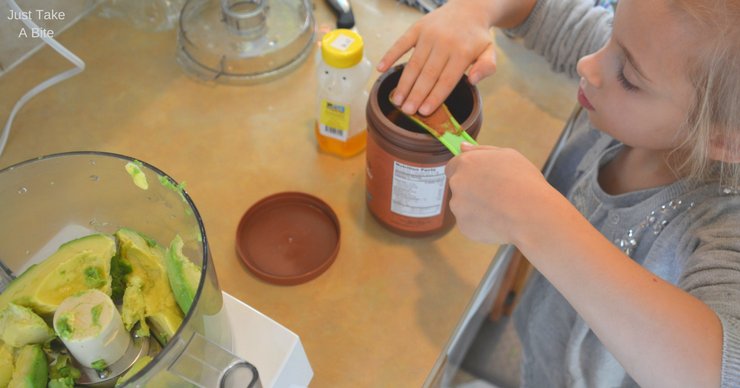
[576,0,699,152]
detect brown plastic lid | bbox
[236,192,340,285]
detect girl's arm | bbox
[518,189,722,388]
[446,144,723,388]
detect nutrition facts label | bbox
[390,161,446,218]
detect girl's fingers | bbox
[460,142,478,152]
[445,154,461,177]
[393,38,433,110]
[468,44,498,84]
[377,28,419,73]
[445,144,492,176]
[461,142,500,152]
[402,48,450,115]
[418,55,469,116]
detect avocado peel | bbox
[165,235,202,315]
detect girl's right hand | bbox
[377,0,498,117]
[444,143,562,246]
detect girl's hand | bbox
[377,1,497,116]
[445,143,557,245]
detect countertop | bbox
[0,0,576,386]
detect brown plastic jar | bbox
[365,65,482,236]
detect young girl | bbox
[379,0,740,386]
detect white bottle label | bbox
[330,34,355,52]
[390,161,446,218]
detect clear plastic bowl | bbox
[177,0,315,84]
[0,152,257,387]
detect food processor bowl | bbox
[0,152,259,387]
[177,0,315,84]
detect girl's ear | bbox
[709,132,740,163]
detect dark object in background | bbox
[324,0,354,29]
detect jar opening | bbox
[377,68,476,135]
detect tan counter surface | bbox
[0,1,576,386]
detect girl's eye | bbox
[342,76,347,81]
[324,70,329,75]
[617,68,639,92]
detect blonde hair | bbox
[671,0,740,189]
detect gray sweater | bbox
[507,0,740,386]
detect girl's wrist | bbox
[447,0,497,28]
[485,0,540,29]
[509,186,578,258]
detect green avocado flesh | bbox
[116,228,183,344]
[0,303,54,347]
[0,342,13,387]
[8,344,48,388]
[47,354,81,388]
[0,228,204,385]
[0,234,115,315]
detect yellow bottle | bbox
[315,29,372,157]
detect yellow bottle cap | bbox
[321,29,364,69]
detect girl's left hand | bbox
[445,143,557,245]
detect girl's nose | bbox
[577,50,604,89]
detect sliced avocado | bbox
[116,229,183,344]
[121,276,149,337]
[91,359,107,372]
[0,234,115,315]
[0,341,13,387]
[114,354,152,387]
[110,251,133,304]
[47,353,80,388]
[48,378,75,388]
[165,235,202,314]
[7,344,47,388]
[125,161,149,190]
[0,303,54,347]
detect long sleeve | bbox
[505,0,613,79]
[675,195,740,386]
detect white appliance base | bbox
[222,292,313,387]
